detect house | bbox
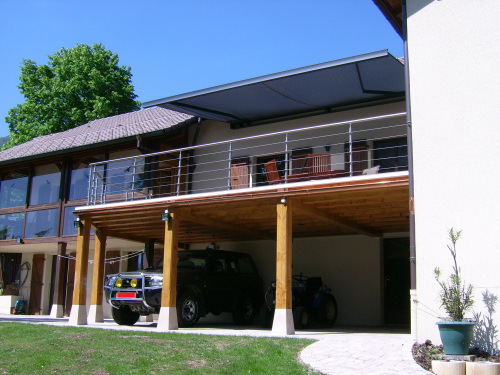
[374,0,500,350]
[0,0,496,354]
[0,50,410,334]
[64,50,410,333]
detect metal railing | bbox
[87,113,408,205]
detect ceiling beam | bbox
[293,200,382,238]
[181,212,274,240]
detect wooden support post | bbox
[272,199,294,335]
[50,242,67,318]
[68,217,91,325]
[157,210,179,330]
[88,229,107,324]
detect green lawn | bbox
[0,323,320,374]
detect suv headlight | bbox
[105,276,117,287]
[147,276,163,287]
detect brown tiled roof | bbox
[0,107,195,164]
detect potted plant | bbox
[434,228,475,355]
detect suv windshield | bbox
[153,254,207,270]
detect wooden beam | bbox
[272,199,294,335]
[88,229,107,323]
[182,213,273,240]
[294,200,382,237]
[68,216,91,325]
[157,210,179,330]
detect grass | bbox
[0,323,320,374]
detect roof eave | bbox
[0,116,198,167]
[372,0,403,38]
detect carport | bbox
[67,173,409,334]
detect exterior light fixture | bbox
[161,209,172,221]
[73,217,83,229]
[280,197,287,204]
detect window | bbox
[373,137,408,173]
[236,255,257,274]
[25,209,58,238]
[69,157,105,201]
[0,213,25,240]
[0,253,21,285]
[62,206,77,236]
[62,206,95,236]
[30,164,61,205]
[0,170,28,208]
[176,255,206,269]
[106,152,145,195]
[345,141,369,176]
[291,148,313,175]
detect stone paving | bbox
[300,331,432,374]
[0,314,432,374]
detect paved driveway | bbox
[0,314,431,375]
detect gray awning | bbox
[143,50,405,126]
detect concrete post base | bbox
[157,307,178,331]
[87,304,104,324]
[49,304,64,319]
[272,308,295,335]
[68,304,88,325]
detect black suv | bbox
[104,249,263,327]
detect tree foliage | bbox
[4,43,141,148]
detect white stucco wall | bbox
[407,0,500,351]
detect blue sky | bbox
[0,0,402,138]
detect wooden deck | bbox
[77,173,410,244]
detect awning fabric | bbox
[143,50,405,126]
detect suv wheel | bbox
[232,294,256,325]
[177,292,200,327]
[111,306,140,326]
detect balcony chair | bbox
[264,159,283,184]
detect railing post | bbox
[228,142,232,190]
[349,123,353,176]
[101,180,106,204]
[176,151,182,196]
[284,133,289,183]
[130,157,137,201]
[87,165,94,205]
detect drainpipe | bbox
[402,0,416,291]
[402,0,418,341]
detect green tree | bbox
[4,43,141,148]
